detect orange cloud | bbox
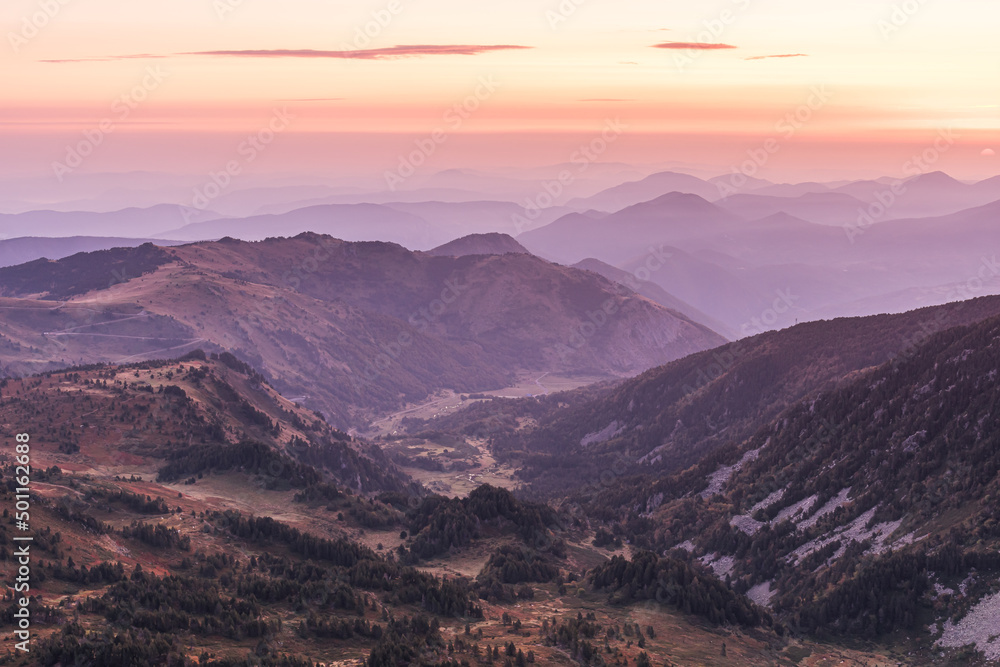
[187,45,532,59]
[745,53,809,61]
[653,42,737,50]
[41,45,531,63]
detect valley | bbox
[0,335,910,666]
[362,374,604,497]
[5,292,1000,664]
[4,230,1000,665]
[6,3,1000,664]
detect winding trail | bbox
[44,333,190,341]
[41,311,152,335]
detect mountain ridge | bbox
[427,233,530,257]
[0,233,725,427]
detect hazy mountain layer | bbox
[0,234,725,426]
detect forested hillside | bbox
[576,312,1000,658]
[408,296,1000,498]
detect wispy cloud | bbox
[40,53,167,63]
[745,53,809,61]
[187,45,532,59]
[42,45,531,63]
[653,42,737,50]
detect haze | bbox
[1,0,997,186]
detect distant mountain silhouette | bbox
[573,257,736,338]
[567,171,725,210]
[0,236,186,268]
[428,233,529,257]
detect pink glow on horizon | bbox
[0,0,996,182]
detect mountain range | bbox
[519,185,1000,333]
[4,166,1000,665]
[0,234,724,426]
[401,292,1000,661]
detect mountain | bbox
[854,197,1000,257]
[408,295,1000,497]
[382,200,569,236]
[0,350,880,666]
[748,181,832,197]
[615,243,814,334]
[519,192,740,266]
[192,184,365,217]
[0,242,175,298]
[392,294,1000,663]
[157,201,573,251]
[0,354,470,663]
[5,351,412,493]
[520,186,1000,336]
[833,171,1000,219]
[837,199,1000,295]
[0,204,198,238]
[153,203,443,249]
[428,233,530,257]
[253,200,570,236]
[521,195,847,270]
[707,173,773,194]
[403,165,649,203]
[572,257,736,338]
[0,171,217,215]
[7,240,998,665]
[0,236,186,268]
[521,202,833,334]
[0,234,725,426]
[714,191,871,226]
[592,310,1000,656]
[405,168,568,200]
[568,171,723,211]
[5,316,997,664]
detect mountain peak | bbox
[907,170,965,187]
[427,232,530,257]
[626,191,722,216]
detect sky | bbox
[1,0,998,183]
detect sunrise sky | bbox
[2,0,997,181]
